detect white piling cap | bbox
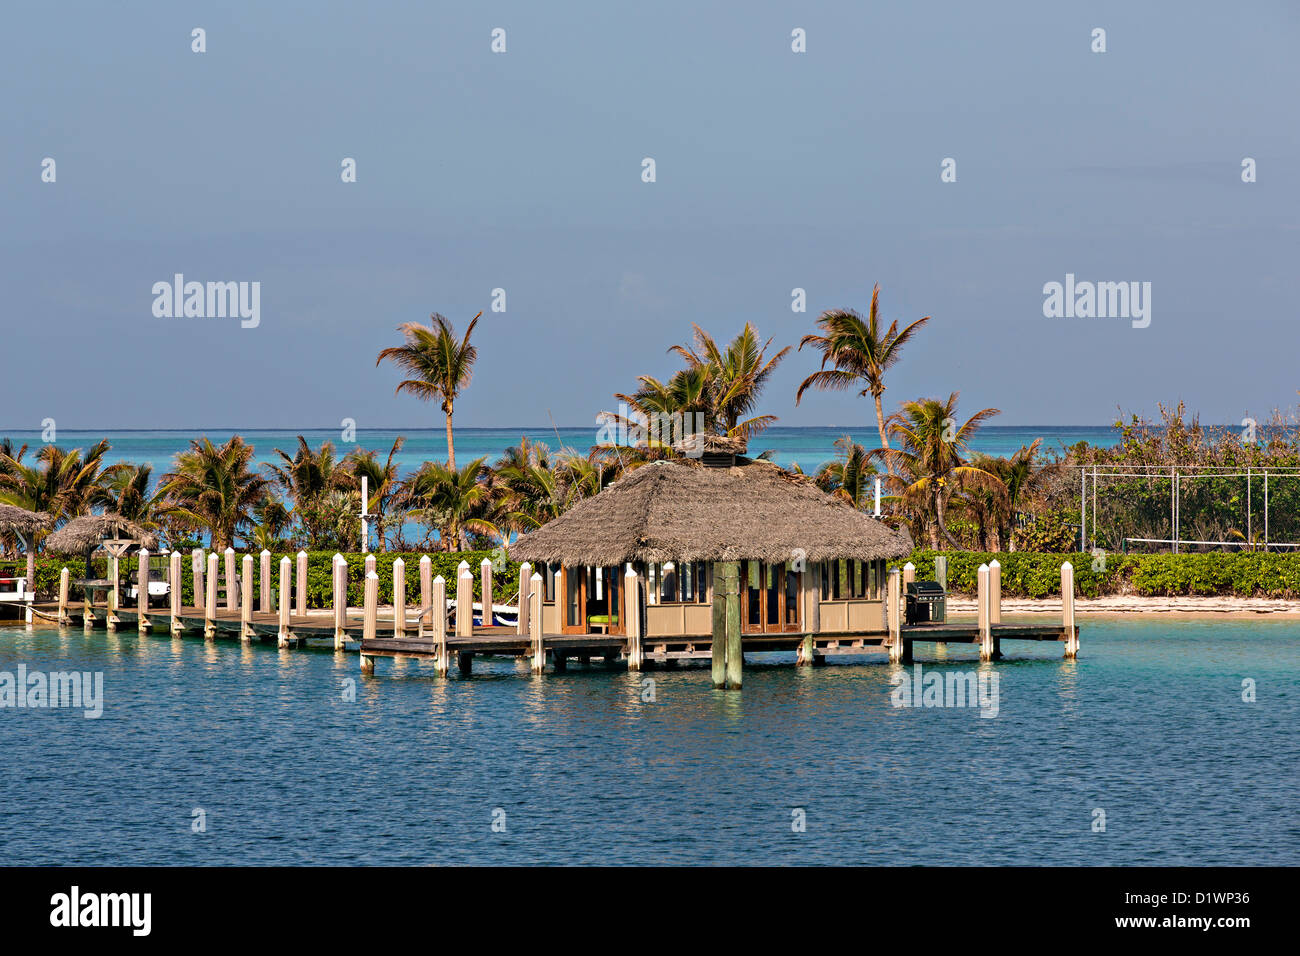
[420,555,431,565]
[457,560,470,571]
[432,574,445,584]
[990,558,1000,568]
[280,555,291,566]
[393,557,405,567]
[625,565,638,577]
[261,549,271,556]
[530,572,543,583]
[978,562,989,571]
[298,550,308,558]
[459,566,474,579]
[172,550,182,557]
[903,561,914,570]
[1061,561,1073,571]
[481,557,492,567]
[366,570,378,580]
[225,546,235,554]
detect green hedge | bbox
[1,551,521,608]
[893,550,1300,598]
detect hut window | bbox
[659,562,678,603]
[646,562,707,604]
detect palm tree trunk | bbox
[874,393,890,450]
[444,408,456,471]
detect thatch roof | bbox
[511,457,912,566]
[0,504,53,536]
[44,514,159,553]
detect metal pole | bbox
[1080,467,1087,552]
[1092,465,1097,546]
[1265,471,1269,550]
[1247,466,1252,549]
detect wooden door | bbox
[561,566,586,633]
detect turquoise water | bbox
[1,616,1295,865]
[0,425,1116,474]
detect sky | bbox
[2,1,1298,431]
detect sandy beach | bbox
[945,594,1300,618]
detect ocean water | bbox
[1,616,1295,865]
[0,425,1117,475]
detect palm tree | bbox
[670,323,791,440]
[266,436,354,546]
[344,436,406,551]
[962,440,1055,551]
[159,436,271,549]
[608,365,711,454]
[104,463,174,532]
[0,439,121,521]
[796,285,931,450]
[403,457,495,551]
[876,393,1000,549]
[814,435,879,510]
[376,311,481,470]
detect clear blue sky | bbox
[2,1,1297,429]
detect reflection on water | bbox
[0,617,1297,865]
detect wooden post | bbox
[902,561,915,588]
[1062,561,1079,658]
[58,566,70,625]
[224,547,237,611]
[711,561,730,688]
[204,552,218,639]
[365,553,376,578]
[481,558,493,625]
[625,566,642,671]
[431,575,448,675]
[169,551,182,633]
[137,547,151,631]
[240,554,254,641]
[516,562,532,636]
[419,555,432,634]
[277,556,292,647]
[978,563,994,662]
[296,550,308,616]
[332,553,347,649]
[724,561,742,689]
[393,557,406,638]
[106,585,118,632]
[798,561,818,665]
[259,550,272,613]
[934,555,948,592]
[988,559,1001,625]
[192,548,205,615]
[887,568,902,662]
[360,570,377,673]
[530,572,545,673]
[109,553,121,618]
[456,562,473,637]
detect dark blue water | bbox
[0,424,1116,474]
[2,616,1295,865]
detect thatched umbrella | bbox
[512,453,912,567]
[0,504,54,591]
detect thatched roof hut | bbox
[0,504,53,537]
[44,514,159,554]
[511,454,911,566]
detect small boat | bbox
[446,599,518,628]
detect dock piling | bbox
[240,554,254,641]
[169,551,182,633]
[989,559,1001,625]
[978,563,997,661]
[529,572,544,673]
[432,575,448,675]
[332,553,347,649]
[137,547,151,631]
[296,551,307,617]
[517,562,531,636]
[887,568,902,662]
[1062,561,1078,658]
[481,558,493,624]
[903,561,915,589]
[393,557,406,638]
[192,549,205,616]
[360,570,378,672]
[625,566,642,671]
[277,556,292,647]
[419,555,432,635]
[204,552,218,639]
[58,567,70,626]
[260,549,272,614]
[224,547,237,611]
[456,562,473,637]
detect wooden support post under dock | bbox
[332,553,347,649]
[169,551,183,634]
[481,558,493,625]
[204,552,218,639]
[58,567,70,625]
[393,557,406,638]
[798,560,819,665]
[529,572,544,673]
[625,566,643,671]
[137,547,151,631]
[978,563,998,662]
[725,562,742,689]
[277,556,292,647]
[432,575,448,675]
[260,549,272,614]
[711,560,741,689]
[240,554,254,641]
[296,550,308,617]
[1062,561,1079,659]
[887,568,902,662]
[360,570,377,673]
